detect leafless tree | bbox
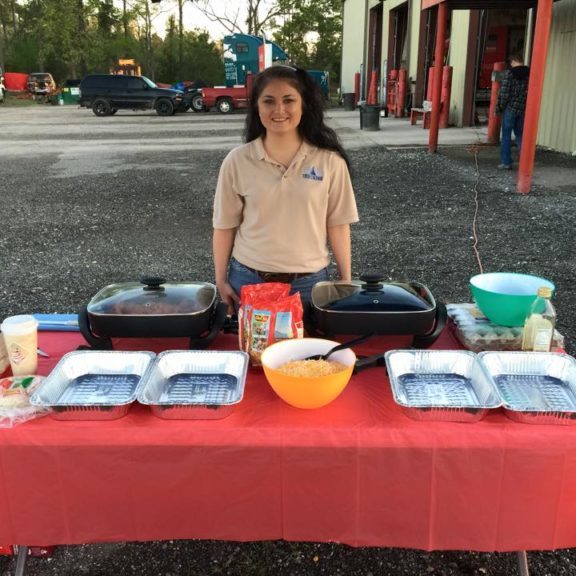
[193,0,282,36]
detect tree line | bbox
[0,0,342,86]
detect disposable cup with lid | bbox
[1,315,39,377]
[1,315,39,336]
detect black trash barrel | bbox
[342,92,355,111]
[360,104,380,131]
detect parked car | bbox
[200,70,326,114]
[184,87,206,112]
[78,74,184,116]
[27,72,57,101]
[172,80,207,112]
[201,85,249,114]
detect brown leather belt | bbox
[242,263,314,284]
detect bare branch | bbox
[193,0,242,34]
[191,0,283,37]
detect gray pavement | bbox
[328,109,489,149]
[1,106,489,154]
[1,104,576,576]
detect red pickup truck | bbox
[200,85,250,114]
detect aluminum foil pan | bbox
[478,351,576,425]
[138,350,249,419]
[30,351,155,420]
[385,349,501,422]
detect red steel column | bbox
[426,67,435,102]
[439,65,452,128]
[517,0,554,194]
[396,69,408,117]
[428,2,448,153]
[367,69,378,105]
[354,72,361,106]
[487,61,506,144]
[388,70,398,116]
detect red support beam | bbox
[517,0,554,194]
[440,65,453,128]
[428,2,448,153]
[422,0,443,9]
[487,61,506,144]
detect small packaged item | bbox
[239,283,304,366]
[0,334,9,375]
[447,303,565,352]
[521,286,556,351]
[0,375,47,428]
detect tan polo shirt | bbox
[213,138,359,273]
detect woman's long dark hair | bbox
[243,65,351,171]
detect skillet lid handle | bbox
[140,276,166,291]
[359,273,385,292]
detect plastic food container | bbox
[478,351,576,425]
[447,303,565,353]
[30,350,155,420]
[138,350,248,419]
[385,349,501,422]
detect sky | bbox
[150,1,251,40]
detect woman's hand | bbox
[217,280,240,315]
[213,228,239,314]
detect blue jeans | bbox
[228,258,329,306]
[500,109,524,166]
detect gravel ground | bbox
[1,108,575,575]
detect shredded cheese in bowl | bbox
[277,359,348,377]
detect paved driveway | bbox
[1,105,575,576]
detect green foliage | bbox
[1,0,332,87]
[157,14,179,83]
[270,0,342,82]
[156,27,224,85]
[95,0,119,36]
[4,37,36,72]
[181,30,224,86]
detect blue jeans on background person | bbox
[228,257,329,307]
[500,109,524,167]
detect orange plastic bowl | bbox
[260,338,356,409]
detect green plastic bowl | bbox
[469,272,555,327]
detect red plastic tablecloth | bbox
[1,330,576,551]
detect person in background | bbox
[496,54,530,170]
[0,68,5,103]
[212,65,359,313]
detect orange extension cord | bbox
[466,141,494,275]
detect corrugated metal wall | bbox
[538,0,576,154]
[449,11,472,126]
[341,0,368,94]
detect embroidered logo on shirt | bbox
[302,166,323,181]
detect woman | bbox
[212,65,359,313]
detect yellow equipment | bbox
[111,59,141,76]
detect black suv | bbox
[79,74,183,116]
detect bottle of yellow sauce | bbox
[521,286,556,352]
